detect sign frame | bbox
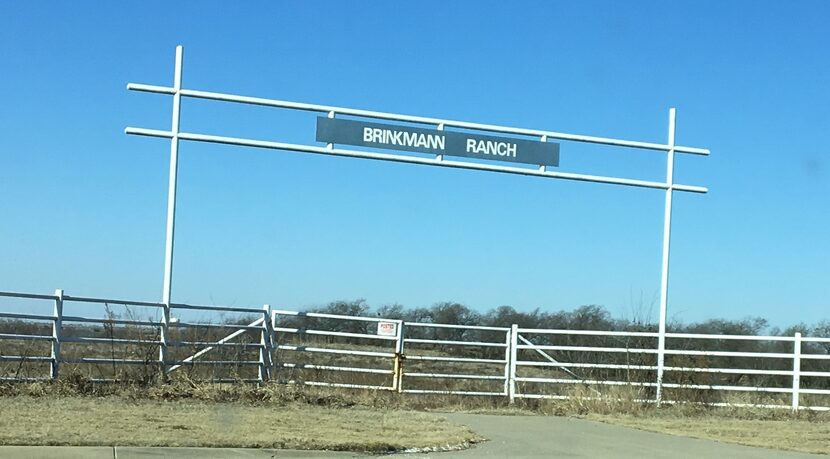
[125,45,709,405]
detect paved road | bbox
[0,413,823,458]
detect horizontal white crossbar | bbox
[60,336,160,345]
[61,316,158,327]
[273,309,399,324]
[404,338,507,347]
[518,328,658,337]
[127,83,710,155]
[276,345,394,358]
[171,303,265,314]
[0,312,56,321]
[64,295,164,308]
[292,380,392,390]
[273,327,396,341]
[168,341,264,348]
[517,377,656,387]
[0,333,54,341]
[406,355,507,364]
[404,322,510,331]
[402,389,506,396]
[405,372,506,380]
[278,363,393,375]
[0,355,52,362]
[800,371,830,377]
[125,128,708,193]
[517,344,657,354]
[0,291,58,301]
[800,354,830,361]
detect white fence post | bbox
[259,304,272,383]
[503,326,512,397]
[50,289,63,380]
[159,303,170,375]
[792,332,802,412]
[270,310,279,380]
[509,324,519,403]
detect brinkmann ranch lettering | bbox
[363,126,518,159]
[315,117,559,166]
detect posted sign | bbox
[377,321,398,337]
[316,117,559,167]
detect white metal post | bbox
[792,332,802,411]
[656,108,676,406]
[160,45,184,371]
[50,289,63,380]
[503,326,512,396]
[270,311,280,380]
[259,304,272,383]
[509,324,519,403]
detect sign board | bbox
[377,321,398,337]
[316,117,559,167]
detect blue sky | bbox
[1,1,827,326]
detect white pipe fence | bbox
[1,289,829,411]
[0,290,270,383]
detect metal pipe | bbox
[406,355,506,364]
[518,328,658,337]
[170,302,263,313]
[125,127,709,194]
[275,345,395,358]
[403,338,507,347]
[0,291,58,300]
[126,83,710,155]
[793,332,802,411]
[0,333,54,341]
[160,45,183,372]
[278,363,393,374]
[273,327,398,340]
[404,321,511,331]
[405,372,506,380]
[402,389,506,396]
[656,107,677,406]
[64,296,164,308]
[272,309,399,323]
[0,312,56,321]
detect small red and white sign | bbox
[377,321,398,337]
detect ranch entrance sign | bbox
[316,117,560,166]
[125,46,709,404]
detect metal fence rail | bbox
[2,289,829,411]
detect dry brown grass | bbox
[2,379,829,455]
[587,413,830,455]
[0,395,481,452]
[506,385,830,455]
